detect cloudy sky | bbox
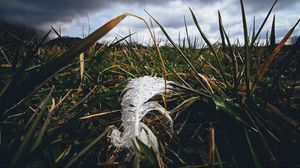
[1,0,299,45]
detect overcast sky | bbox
[1,0,299,45]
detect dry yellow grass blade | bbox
[209,124,215,167]
[78,52,84,91]
[265,103,300,132]
[191,72,227,97]
[80,110,121,120]
[0,64,12,68]
[79,53,84,81]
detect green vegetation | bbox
[0,0,299,167]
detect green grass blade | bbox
[251,16,256,44]
[250,0,278,47]
[11,87,54,167]
[189,8,228,85]
[145,10,211,93]
[133,137,160,167]
[215,144,223,168]
[218,11,238,94]
[211,95,253,129]
[244,129,262,168]
[184,15,192,50]
[218,10,226,52]
[270,15,276,49]
[51,26,62,38]
[240,0,250,98]
[222,26,238,94]
[65,128,110,168]
[31,90,56,152]
[252,19,300,93]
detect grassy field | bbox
[0,0,300,167]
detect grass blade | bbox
[219,11,238,94]
[245,129,262,168]
[133,137,161,167]
[270,15,276,50]
[208,124,215,167]
[79,53,84,81]
[31,97,56,152]
[145,10,211,93]
[11,87,54,167]
[218,10,226,52]
[184,15,192,50]
[252,19,300,93]
[51,26,62,38]
[65,128,110,168]
[250,0,278,47]
[211,95,253,129]
[78,52,85,91]
[240,0,250,98]
[251,16,256,45]
[189,8,228,85]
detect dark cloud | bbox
[0,0,221,27]
[1,0,180,26]
[0,0,298,28]
[0,0,109,26]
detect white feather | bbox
[110,76,174,150]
